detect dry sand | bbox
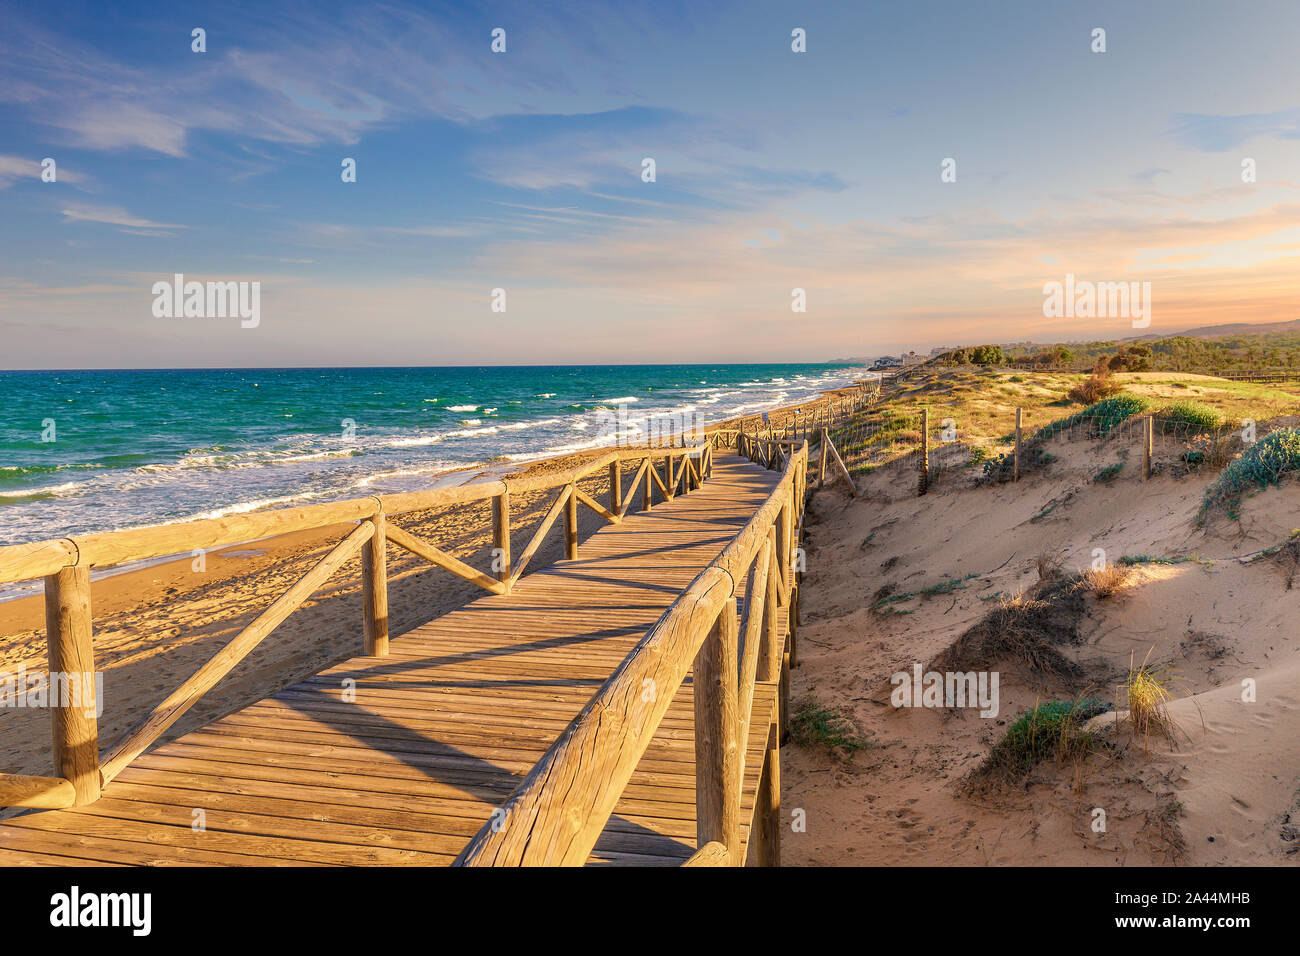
[787,420,1299,865]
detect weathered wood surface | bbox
[0,457,784,866]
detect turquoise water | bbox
[0,364,867,547]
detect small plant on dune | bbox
[1260,529,1300,589]
[1074,564,1133,598]
[789,697,871,758]
[1123,649,1177,751]
[969,697,1108,786]
[1158,401,1224,433]
[1093,462,1124,483]
[1200,427,1300,521]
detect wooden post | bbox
[776,496,792,605]
[361,513,389,656]
[564,482,578,559]
[819,427,828,488]
[694,598,740,864]
[608,460,622,515]
[1013,407,1022,483]
[44,566,100,804]
[788,582,799,669]
[492,492,511,588]
[752,723,781,866]
[1142,415,1153,481]
[664,456,675,499]
[643,457,653,511]
[918,408,930,496]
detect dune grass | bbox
[1158,400,1225,432]
[789,697,871,757]
[971,697,1108,785]
[1123,651,1178,750]
[827,364,1298,475]
[1200,427,1300,520]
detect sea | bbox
[0,364,870,564]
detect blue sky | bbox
[3,0,1300,368]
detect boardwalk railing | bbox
[455,441,806,866]
[0,442,713,812]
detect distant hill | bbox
[1128,318,1300,342]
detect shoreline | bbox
[0,370,875,786]
[0,370,876,605]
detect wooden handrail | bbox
[0,773,78,809]
[454,443,806,867]
[682,841,730,866]
[0,438,722,815]
[98,522,374,785]
[0,443,710,585]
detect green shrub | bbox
[974,699,1108,783]
[1159,401,1224,432]
[1039,394,1151,439]
[1201,428,1300,520]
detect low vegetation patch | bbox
[1200,427,1300,521]
[1158,400,1225,433]
[1039,394,1152,439]
[789,698,872,758]
[1092,462,1124,484]
[967,698,1108,787]
[1257,530,1300,589]
[931,576,1089,685]
[1074,564,1134,598]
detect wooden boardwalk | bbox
[0,457,785,866]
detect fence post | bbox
[1142,415,1153,481]
[362,512,390,656]
[44,566,101,804]
[608,460,622,514]
[492,492,511,588]
[918,408,930,496]
[565,482,579,559]
[1014,407,1022,483]
[694,597,740,864]
[819,427,828,488]
[664,455,675,499]
[643,457,653,511]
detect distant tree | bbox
[969,344,1005,365]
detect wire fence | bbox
[819,400,1296,495]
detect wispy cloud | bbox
[1167,109,1300,152]
[59,203,186,232]
[0,154,86,188]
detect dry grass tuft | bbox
[933,580,1088,685]
[1123,649,1178,750]
[1074,564,1134,598]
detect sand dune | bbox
[788,426,1299,865]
